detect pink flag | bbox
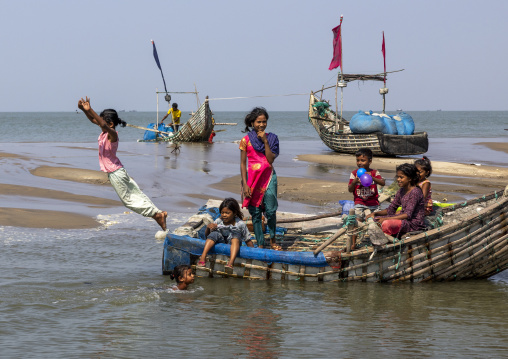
[382,31,386,85]
[328,16,343,71]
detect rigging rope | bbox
[207,93,309,101]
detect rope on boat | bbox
[207,93,309,101]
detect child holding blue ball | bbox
[348,148,386,221]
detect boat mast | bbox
[334,15,346,133]
[380,31,388,114]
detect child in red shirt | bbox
[348,148,386,221]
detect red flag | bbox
[382,31,386,85]
[328,16,343,71]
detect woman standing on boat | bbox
[77,97,168,231]
[240,107,280,250]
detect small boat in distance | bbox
[137,89,213,143]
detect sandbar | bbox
[0,183,120,207]
[0,208,100,229]
[30,166,109,185]
[475,142,508,155]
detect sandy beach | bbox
[2,140,507,229]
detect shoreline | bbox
[1,140,507,229]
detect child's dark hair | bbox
[396,163,420,186]
[172,103,178,109]
[243,107,269,132]
[220,197,244,220]
[414,156,432,177]
[170,264,191,283]
[355,148,373,160]
[99,109,126,128]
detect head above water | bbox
[243,107,269,132]
[170,264,193,284]
[99,109,126,128]
[396,163,420,186]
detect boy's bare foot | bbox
[153,211,168,231]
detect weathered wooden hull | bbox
[308,93,429,156]
[162,190,508,282]
[171,99,213,143]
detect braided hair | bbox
[99,109,126,128]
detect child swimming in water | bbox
[170,264,195,290]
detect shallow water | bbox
[1,216,508,357]
[1,111,508,357]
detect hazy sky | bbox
[1,0,507,112]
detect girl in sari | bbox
[240,107,280,250]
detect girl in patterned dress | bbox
[367,163,425,237]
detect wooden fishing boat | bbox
[171,97,213,143]
[309,90,429,156]
[310,18,429,156]
[162,188,508,282]
[138,88,213,143]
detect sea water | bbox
[1,111,508,357]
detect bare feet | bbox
[153,211,168,231]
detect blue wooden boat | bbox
[163,190,508,282]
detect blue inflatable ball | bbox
[360,173,373,187]
[357,168,366,177]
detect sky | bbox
[1,0,507,112]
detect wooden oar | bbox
[312,182,397,255]
[313,209,354,255]
[125,123,173,136]
[277,211,342,224]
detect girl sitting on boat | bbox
[198,198,253,274]
[170,264,195,290]
[366,163,425,237]
[415,156,433,215]
[240,107,281,250]
[77,97,168,231]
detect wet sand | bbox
[30,166,109,185]
[0,208,100,229]
[2,141,507,229]
[475,141,508,155]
